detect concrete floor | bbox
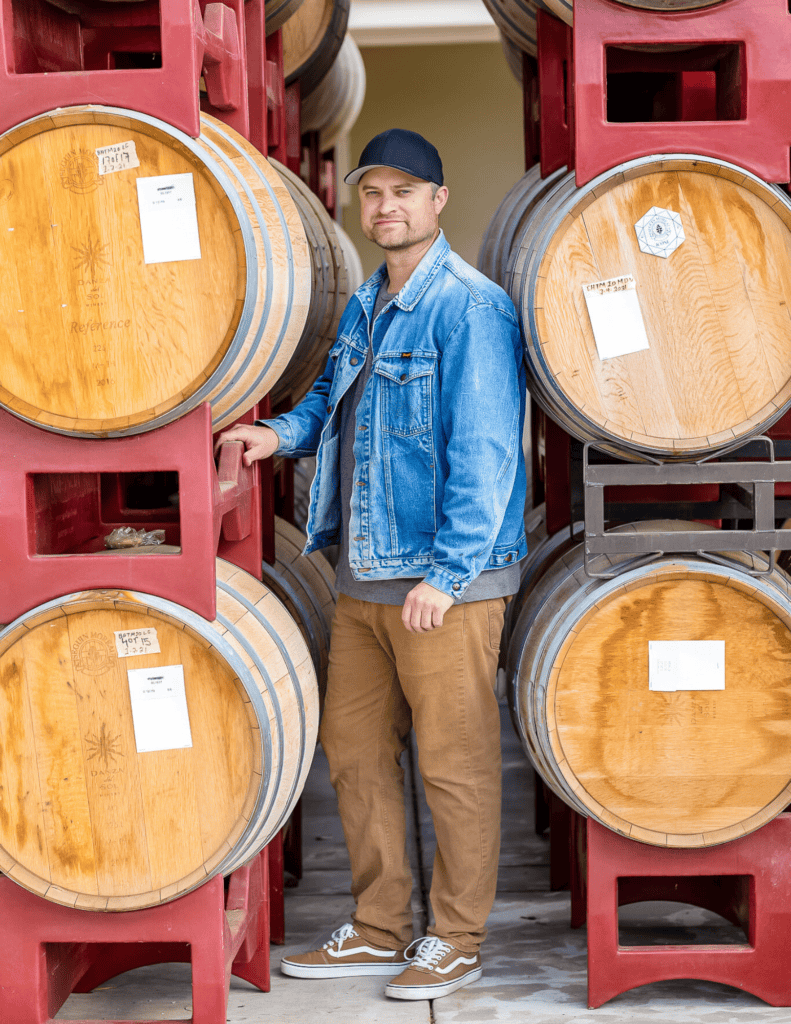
[55,706,791,1023]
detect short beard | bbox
[366,224,437,252]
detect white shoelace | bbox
[323,923,358,952]
[404,936,453,969]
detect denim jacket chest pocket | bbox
[328,338,364,404]
[374,353,436,436]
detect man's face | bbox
[358,167,448,253]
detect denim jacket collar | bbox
[355,230,451,316]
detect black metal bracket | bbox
[582,436,791,579]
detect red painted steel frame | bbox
[0,851,270,1024]
[199,0,249,138]
[574,0,791,186]
[538,10,574,177]
[580,816,791,1008]
[0,404,265,624]
[0,405,216,622]
[0,0,203,137]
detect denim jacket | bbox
[260,231,528,600]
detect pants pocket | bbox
[487,598,506,651]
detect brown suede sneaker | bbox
[385,936,482,1000]
[280,923,412,978]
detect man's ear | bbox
[434,186,449,215]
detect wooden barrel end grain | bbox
[0,560,318,909]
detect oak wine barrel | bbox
[293,457,317,534]
[485,0,727,40]
[335,222,365,296]
[499,505,582,676]
[0,107,310,437]
[301,34,366,153]
[477,164,566,291]
[282,0,350,98]
[0,559,318,909]
[265,0,307,35]
[605,0,729,10]
[506,521,791,847]
[482,0,540,57]
[261,517,337,699]
[500,33,529,83]
[511,154,791,460]
[269,160,351,406]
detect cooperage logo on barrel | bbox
[73,235,111,284]
[72,632,114,675]
[60,149,103,194]
[85,722,124,769]
[634,206,685,258]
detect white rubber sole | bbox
[280,958,408,979]
[385,965,483,1000]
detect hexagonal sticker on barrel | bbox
[635,207,685,259]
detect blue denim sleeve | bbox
[254,351,336,458]
[422,302,524,600]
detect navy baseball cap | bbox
[344,129,443,186]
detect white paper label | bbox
[649,641,725,692]
[96,140,140,175]
[136,173,202,265]
[582,275,650,361]
[114,627,161,658]
[127,664,193,753]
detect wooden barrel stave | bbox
[260,517,337,703]
[0,106,310,437]
[213,560,318,872]
[507,522,791,847]
[283,0,350,98]
[482,0,539,54]
[478,164,567,291]
[265,0,307,35]
[198,117,312,429]
[269,159,351,407]
[512,155,791,460]
[0,560,318,909]
[500,505,583,679]
[300,34,366,153]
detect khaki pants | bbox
[319,593,505,954]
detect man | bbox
[216,128,527,1001]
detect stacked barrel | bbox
[481,0,791,846]
[0,0,355,915]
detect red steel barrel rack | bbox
[0,0,319,1018]
[522,0,791,1007]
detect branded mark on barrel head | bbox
[60,150,103,195]
[72,236,111,284]
[0,179,13,205]
[658,693,685,726]
[70,319,130,333]
[86,721,124,770]
[72,632,114,676]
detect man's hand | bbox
[402,581,455,633]
[213,424,280,467]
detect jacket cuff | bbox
[423,565,470,601]
[254,417,292,454]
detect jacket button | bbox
[350,357,359,365]
[505,554,513,562]
[452,583,461,591]
[356,481,365,487]
[326,404,332,413]
[400,374,407,382]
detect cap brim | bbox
[343,163,435,185]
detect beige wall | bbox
[342,42,525,278]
